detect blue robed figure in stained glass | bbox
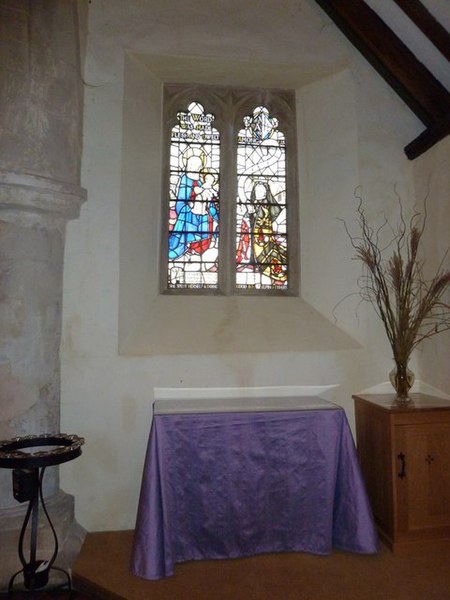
[168,148,218,260]
[167,101,220,289]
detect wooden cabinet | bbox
[353,393,450,552]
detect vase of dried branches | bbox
[342,189,450,406]
[389,362,415,403]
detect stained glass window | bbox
[163,85,297,296]
[167,102,220,289]
[236,107,288,289]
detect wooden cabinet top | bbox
[353,393,450,414]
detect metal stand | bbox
[8,467,72,595]
[0,433,84,597]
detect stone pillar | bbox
[0,0,87,589]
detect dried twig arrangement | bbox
[343,191,450,399]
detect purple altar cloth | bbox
[131,407,378,580]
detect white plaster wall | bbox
[412,136,450,392]
[60,0,448,532]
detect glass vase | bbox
[389,362,415,403]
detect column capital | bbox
[0,171,87,227]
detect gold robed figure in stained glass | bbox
[236,106,288,290]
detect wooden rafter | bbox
[314,0,450,159]
[393,0,450,63]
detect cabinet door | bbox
[395,422,450,533]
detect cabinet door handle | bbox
[398,452,406,479]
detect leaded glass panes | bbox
[236,106,288,290]
[163,85,297,297]
[167,102,220,289]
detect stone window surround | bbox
[118,53,357,356]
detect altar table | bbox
[131,397,378,580]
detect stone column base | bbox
[0,490,86,591]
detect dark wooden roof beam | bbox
[314,0,450,159]
[393,0,450,63]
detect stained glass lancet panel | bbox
[236,106,288,290]
[167,102,220,290]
